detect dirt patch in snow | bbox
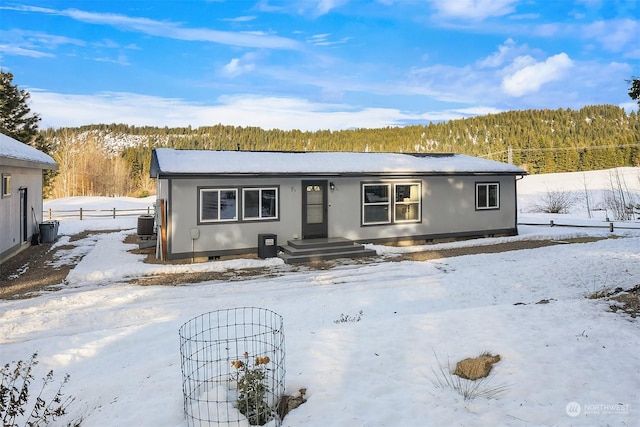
[607,285,640,318]
[0,230,115,300]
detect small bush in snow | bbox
[334,310,363,324]
[530,188,578,214]
[602,169,640,220]
[0,353,79,427]
[231,352,274,425]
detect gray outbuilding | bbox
[150,149,526,262]
[0,133,58,264]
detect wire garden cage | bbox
[179,307,286,426]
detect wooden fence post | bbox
[113,208,116,219]
[80,208,83,220]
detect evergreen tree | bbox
[628,77,640,109]
[0,71,40,143]
[0,71,56,194]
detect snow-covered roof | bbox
[151,148,526,177]
[0,132,57,169]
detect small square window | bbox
[476,183,499,210]
[243,188,278,220]
[199,188,237,222]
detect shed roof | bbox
[0,133,58,170]
[150,148,526,178]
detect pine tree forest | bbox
[40,105,640,198]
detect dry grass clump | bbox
[431,351,509,401]
[453,353,501,380]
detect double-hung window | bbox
[243,187,278,220]
[476,183,500,210]
[394,183,420,222]
[363,182,421,225]
[200,188,238,222]
[363,184,391,224]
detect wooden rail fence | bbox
[46,207,155,220]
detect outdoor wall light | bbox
[329,182,336,191]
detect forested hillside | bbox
[41,105,640,198]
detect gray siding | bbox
[327,175,516,241]
[166,177,303,258]
[160,174,518,259]
[0,165,44,263]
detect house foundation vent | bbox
[179,307,286,427]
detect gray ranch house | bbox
[150,149,526,262]
[0,133,58,264]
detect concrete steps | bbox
[279,237,377,264]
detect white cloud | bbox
[585,19,640,54]
[9,5,301,50]
[221,15,256,23]
[477,38,517,68]
[620,101,638,113]
[222,53,258,77]
[314,0,349,16]
[306,33,351,46]
[92,54,130,66]
[0,29,85,58]
[0,44,54,58]
[501,53,574,97]
[28,90,438,130]
[428,0,517,20]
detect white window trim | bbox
[362,183,391,225]
[393,182,421,223]
[476,182,500,210]
[199,188,238,223]
[242,187,279,220]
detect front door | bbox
[19,188,27,243]
[302,180,328,239]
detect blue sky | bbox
[1,0,638,130]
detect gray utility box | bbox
[39,220,60,243]
[258,234,278,258]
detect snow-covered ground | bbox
[2,168,640,426]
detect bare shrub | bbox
[603,169,639,220]
[530,188,579,214]
[334,310,363,324]
[1,353,79,427]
